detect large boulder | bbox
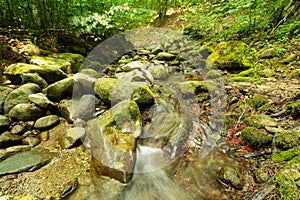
[4,63,68,84]
[43,77,75,101]
[94,78,154,106]
[206,41,253,71]
[88,100,142,183]
[4,83,40,114]
[8,103,44,121]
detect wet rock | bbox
[4,83,40,114]
[0,131,22,148]
[0,86,13,114]
[94,78,154,105]
[0,115,10,132]
[60,127,85,149]
[0,145,31,161]
[28,93,58,111]
[241,126,273,149]
[59,99,74,123]
[206,41,252,70]
[0,148,57,176]
[73,95,98,120]
[8,103,44,121]
[155,52,176,61]
[43,77,75,101]
[244,114,278,128]
[21,73,48,88]
[22,136,41,147]
[217,166,244,189]
[147,64,168,80]
[275,130,300,150]
[88,100,142,183]
[4,63,68,84]
[34,115,60,130]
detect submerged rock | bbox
[217,166,244,189]
[88,100,142,183]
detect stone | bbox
[34,115,60,130]
[0,145,31,161]
[241,126,273,149]
[0,131,22,148]
[147,64,168,80]
[21,73,48,88]
[207,69,221,78]
[275,130,300,150]
[28,93,58,111]
[0,86,13,114]
[155,52,176,61]
[244,114,278,128]
[88,100,142,183]
[94,78,154,106]
[43,77,75,101]
[258,48,278,59]
[73,95,98,120]
[74,72,97,95]
[4,63,68,84]
[59,99,74,123]
[4,83,41,114]
[206,41,252,70]
[217,166,244,189]
[22,136,41,147]
[177,81,208,96]
[8,103,44,121]
[60,127,85,149]
[117,68,154,84]
[0,148,57,176]
[121,61,150,71]
[10,123,26,135]
[0,115,10,133]
[50,52,84,73]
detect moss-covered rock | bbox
[206,41,253,71]
[88,100,142,183]
[244,114,277,128]
[286,100,300,116]
[177,80,217,96]
[272,146,300,162]
[247,94,268,109]
[206,69,221,78]
[275,131,300,150]
[94,78,154,105]
[240,126,273,148]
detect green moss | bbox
[286,100,300,115]
[272,146,300,162]
[275,171,299,200]
[244,114,277,128]
[207,70,221,78]
[275,131,300,150]
[247,94,267,109]
[230,76,256,82]
[240,126,273,149]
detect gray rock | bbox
[8,103,44,121]
[117,68,154,84]
[59,99,74,123]
[43,77,75,101]
[60,127,85,149]
[73,95,98,120]
[73,72,97,95]
[147,64,168,80]
[22,136,41,147]
[0,148,57,176]
[21,73,48,88]
[121,61,150,71]
[0,145,31,161]
[28,93,58,111]
[0,131,22,148]
[79,69,101,78]
[0,115,10,132]
[155,52,176,61]
[34,115,60,130]
[88,100,142,183]
[0,86,13,114]
[94,78,154,105]
[10,123,26,135]
[4,83,41,114]
[4,63,68,84]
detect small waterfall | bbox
[118,144,193,200]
